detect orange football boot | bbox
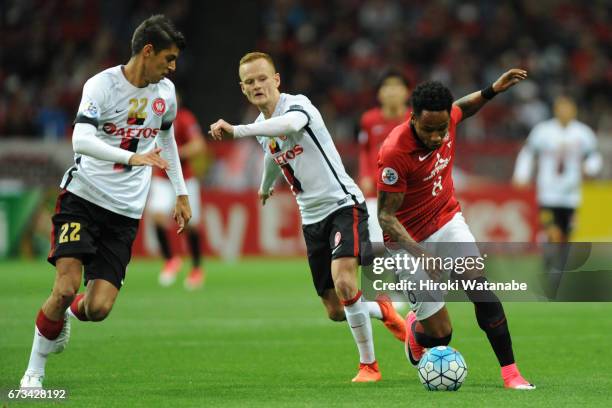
[352,361,382,383]
[376,295,407,342]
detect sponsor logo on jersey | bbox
[423,153,450,181]
[272,144,304,165]
[382,167,398,185]
[152,98,166,116]
[103,122,117,134]
[102,122,160,138]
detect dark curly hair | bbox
[411,81,453,116]
[131,15,186,56]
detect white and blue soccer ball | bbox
[417,346,467,391]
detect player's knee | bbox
[85,302,113,322]
[52,285,77,307]
[334,277,357,300]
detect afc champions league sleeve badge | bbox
[152,98,166,116]
[381,167,398,185]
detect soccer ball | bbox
[417,346,467,391]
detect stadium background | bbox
[1,2,612,406]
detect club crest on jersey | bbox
[334,231,342,247]
[152,98,166,116]
[268,139,280,153]
[382,167,398,185]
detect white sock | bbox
[25,326,54,376]
[344,298,376,364]
[66,307,77,319]
[366,302,383,320]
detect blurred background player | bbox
[150,92,207,290]
[377,73,535,390]
[512,95,602,296]
[19,15,190,390]
[358,70,411,243]
[209,52,407,382]
[513,95,602,243]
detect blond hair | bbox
[239,52,276,73]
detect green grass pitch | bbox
[1,258,611,407]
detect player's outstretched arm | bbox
[209,111,308,140]
[454,68,528,120]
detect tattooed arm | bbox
[377,191,425,255]
[453,68,528,120]
[377,191,442,279]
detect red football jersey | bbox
[153,107,202,180]
[377,105,463,242]
[359,107,411,197]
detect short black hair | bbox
[131,15,186,56]
[376,68,410,91]
[411,81,454,116]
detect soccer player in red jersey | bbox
[150,93,207,289]
[377,70,536,390]
[358,70,411,242]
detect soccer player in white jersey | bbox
[513,95,602,243]
[20,15,191,390]
[209,52,406,382]
[513,95,602,297]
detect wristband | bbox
[481,85,497,100]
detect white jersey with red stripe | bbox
[61,65,177,219]
[255,93,364,225]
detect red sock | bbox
[341,290,363,306]
[36,309,64,340]
[70,293,88,321]
[501,363,520,380]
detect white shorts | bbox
[365,198,383,243]
[148,177,201,224]
[390,212,480,320]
